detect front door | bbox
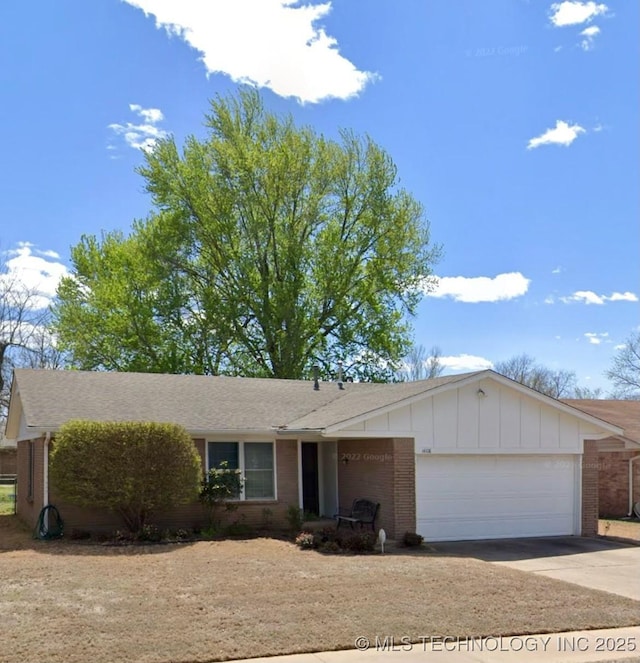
[301,442,320,516]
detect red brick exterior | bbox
[337,438,416,538]
[31,437,300,534]
[392,438,416,536]
[598,449,640,517]
[581,440,599,536]
[16,437,46,529]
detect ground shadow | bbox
[427,535,639,562]
[0,514,202,556]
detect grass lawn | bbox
[0,484,16,516]
[0,516,639,663]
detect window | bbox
[207,442,275,500]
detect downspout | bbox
[43,432,51,511]
[628,454,640,517]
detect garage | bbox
[416,454,579,541]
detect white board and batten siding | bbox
[341,378,604,541]
[341,378,603,453]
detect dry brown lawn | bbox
[1,516,639,663]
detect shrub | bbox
[295,532,315,549]
[225,515,252,537]
[318,540,341,554]
[403,531,424,547]
[340,531,376,553]
[50,420,202,534]
[286,504,303,532]
[199,461,244,528]
[138,524,163,542]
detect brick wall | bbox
[392,438,416,536]
[46,438,298,534]
[337,439,394,535]
[336,438,416,539]
[598,449,640,517]
[581,440,599,536]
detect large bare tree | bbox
[1,267,63,427]
[606,331,640,399]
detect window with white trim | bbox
[207,442,275,500]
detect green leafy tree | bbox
[53,90,440,381]
[49,421,202,533]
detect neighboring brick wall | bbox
[48,438,299,534]
[0,448,17,475]
[392,438,416,536]
[16,437,45,530]
[598,449,640,517]
[581,440,599,536]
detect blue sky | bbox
[0,0,637,391]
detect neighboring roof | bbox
[9,368,478,436]
[562,399,640,445]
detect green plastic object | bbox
[34,505,64,540]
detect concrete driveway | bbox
[432,536,640,601]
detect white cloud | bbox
[108,104,168,151]
[440,354,494,372]
[1,243,69,310]
[122,0,376,104]
[527,120,586,149]
[559,290,639,305]
[580,24,600,50]
[614,343,626,350]
[607,292,638,302]
[549,1,608,27]
[552,266,562,274]
[584,332,608,345]
[424,272,530,303]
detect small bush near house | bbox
[138,524,163,542]
[199,461,244,528]
[295,532,315,549]
[294,527,376,553]
[50,420,202,534]
[318,540,341,554]
[225,515,252,537]
[403,531,424,547]
[286,504,303,532]
[340,531,376,553]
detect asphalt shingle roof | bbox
[562,399,640,444]
[13,369,482,434]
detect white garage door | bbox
[416,455,578,541]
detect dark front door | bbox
[301,442,320,516]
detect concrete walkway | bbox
[232,627,640,662]
[431,537,640,601]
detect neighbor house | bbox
[4,368,626,541]
[563,399,640,518]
